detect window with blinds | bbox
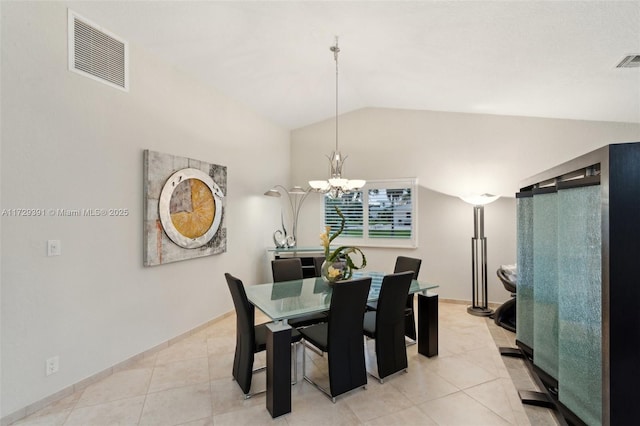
[323,178,418,248]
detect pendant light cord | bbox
[308,37,366,195]
[332,38,340,153]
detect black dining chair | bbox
[271,258,328,328]
[225,273,302,399]
[363,271,414,383]
[300,277,372,402]
[272,258,304,282]
[312,256,325,277]
[367,256,422,342]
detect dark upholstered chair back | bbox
[327,277,372,397]
[374,271,413,378]
[272,258,304,282]
[272,258,328,328]
[377,271,414,327]
[393,256,422,340]
[225,273,256,394]
[393,256,422,279]
[313,256,325,277]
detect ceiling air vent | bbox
[68,10,129,91]
[616,54,640,69]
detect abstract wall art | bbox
[143,149,227,266]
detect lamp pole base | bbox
[467,306,494,317]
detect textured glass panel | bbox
[533,192,559,380]
[516,197,534,348]
[558,185,602,425]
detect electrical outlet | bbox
[46,356,59,376]
[47,240,61,256]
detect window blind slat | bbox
[368,187,412,239]
[325,192,364,237]
[322,180,416,246]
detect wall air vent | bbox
[616,54,640,68]
[68,10,129,91]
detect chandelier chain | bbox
[332,39,340,153]
[308,37,365,197]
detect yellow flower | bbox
[318,206,367,282]
[327,266,342,279]
[320,232,330,248]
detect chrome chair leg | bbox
[240,365,269,399]
[302,340,306,378]
[301,340,345,404]
[243,388,267,399]
[243,344,299,399]
[366,367,408,385]
[292,342,298,385]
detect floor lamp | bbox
[460,194,499,316]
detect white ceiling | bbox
[71,1,640,129]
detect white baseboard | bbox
[1,311,234,426]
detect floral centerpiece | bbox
[320,206,367,283]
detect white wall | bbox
[3,2,640,418]
[0,2,289,417]
[291,108,640,302]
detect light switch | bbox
[47,240,61,256]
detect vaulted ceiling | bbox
[70,1,640,129]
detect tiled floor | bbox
[12,302,560,425]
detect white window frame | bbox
[321,178,418,249]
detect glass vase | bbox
[321,259,350,284]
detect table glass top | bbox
[245,271,438,322]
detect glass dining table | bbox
[244,271,439,418]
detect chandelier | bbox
[309,37,365,198]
